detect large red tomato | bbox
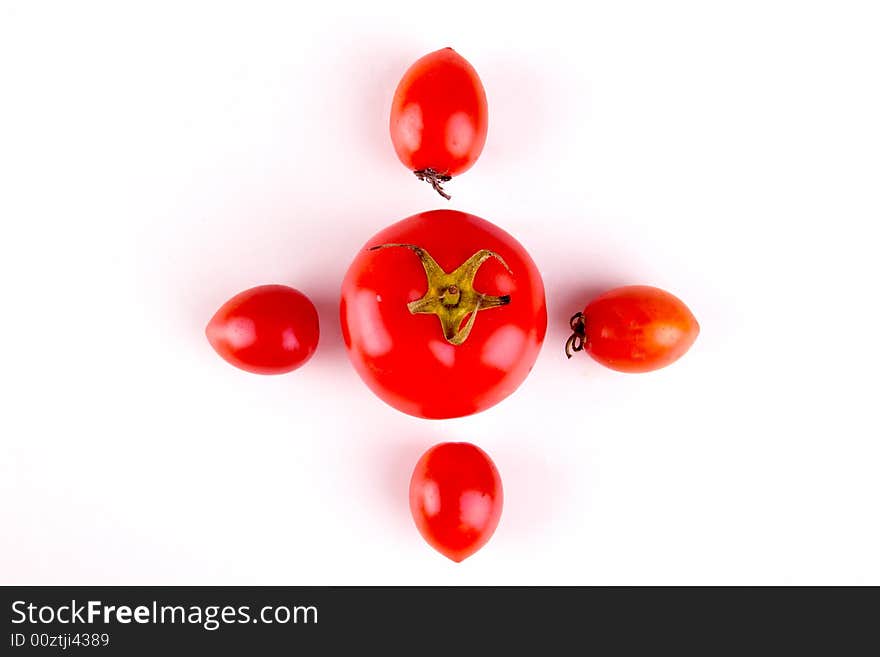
[341,210,546,419]
[390,48,488,199]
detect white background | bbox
[2,1,879,585]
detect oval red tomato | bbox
[340,209,546,419]
[206,285,319,374]
[409,442,503,562]
[566,285,699,373]
[390,48,488,198]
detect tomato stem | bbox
[414,168,452,200]
[369,242,511,345]
[565,312,586,359]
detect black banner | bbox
[1,587,876,653]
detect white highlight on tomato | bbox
[421,481,441,517]
[281,327,300,352]
[351,290,392,357]
[396,103,423,152]
[223,317,256,349]
[459,491,492,529]
[652,324,684,346]
[481,324,526,370]
[445,111,475,158]
[428,339,456,367]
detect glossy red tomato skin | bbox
[340,209,547,419]
[206,285,319,375]
[390,48,488,176]
[409,442,503,562]
[581,285,699,373]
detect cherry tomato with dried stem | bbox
[390,47,488,199]
[206,285,319,375]
[409,442,503,563]
[340,209,547,419]
[566,285,699,373]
